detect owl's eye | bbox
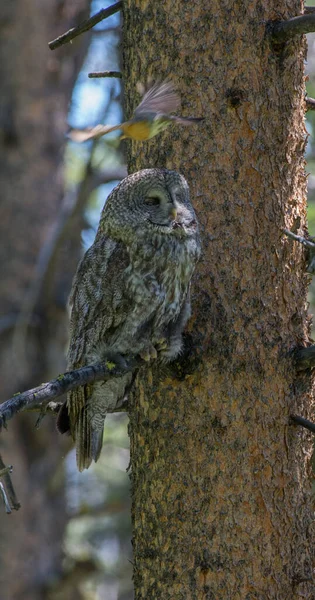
[144,196,161,206]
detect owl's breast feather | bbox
[127,232,200,326]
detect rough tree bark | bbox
[123,1,314,598]
[0,1,90,599]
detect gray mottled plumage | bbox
[57,168,201,471]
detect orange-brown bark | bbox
[124,0,314,598]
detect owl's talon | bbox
[156,338,168,351]
[140,344,158,362]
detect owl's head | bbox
[98,168,199,241]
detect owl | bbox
[57,169,201,471]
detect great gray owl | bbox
[57,168,201,471]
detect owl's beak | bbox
[170,207,177,220]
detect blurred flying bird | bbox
[69,81,204,143]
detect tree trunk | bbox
[0,1,90,598]
[123,1,314,598]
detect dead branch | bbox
[49,1,122,50]
[0,357,142,431]
[88,71,122,78]
[290,414,315,433]
[283,228,315,273]
[283,228,315,249]
[268,14,315,43]
[305,97,315,111]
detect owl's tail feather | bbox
[75,406,104,472]
[76,407,92,472]
[57,389,104,471]
[91,429,105,464]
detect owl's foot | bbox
[158,335,183,363]
[139,343,158,362]
[155,338,168,351]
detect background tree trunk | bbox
[0,1,90,598]
[123,1,314,598]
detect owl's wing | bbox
[64,237,130,437]
[134,81,181,117]
[68,236,129,369]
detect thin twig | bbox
[294,345,315,371]
[49,1,122,50]
[0,357,142,430]
[268,14,315,43]
[0,454,20,512]
[0,483,11,514]
[283,228,315,273]
[0,466,12,478]
[88,71,122,78]
[290,414,315,433]
[305,97,315,111]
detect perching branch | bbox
[48,1,122,50]
[268,14,315,43]
[290,414,315,434]
[0,454,20,513]
[283,228,315,273]
[88,71,122,78]
[0,358,141,431]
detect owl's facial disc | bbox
[144,188,176,227]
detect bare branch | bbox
[283,228,315,250]
[34,401,62,427]
[294,346,315,371]
[290,414,315,434]
[88,71,122,78]
[49,1,122,50]
[0,483,12,514]
[305,97,315,111]
[0,358,141,430]
[283,228,315,273]
[268,14,315,43]
[0,455,20,512]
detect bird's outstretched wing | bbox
[68,123,124,143]
[134,81,181,116]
